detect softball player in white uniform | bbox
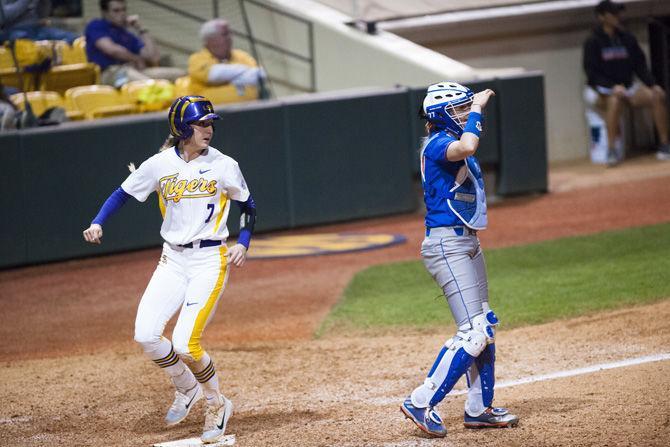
[83,96,256,444]
[400,82,518,438]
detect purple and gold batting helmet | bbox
[168,96,220,139]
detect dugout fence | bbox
[0,73,546,268]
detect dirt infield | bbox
[1,156,669,446]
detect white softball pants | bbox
[134,242,229,362]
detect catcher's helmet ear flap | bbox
[168,95,221,139]
[422,81,474,136]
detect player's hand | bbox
[472,89,495,109]
[227,243,247,267]
[83,224,103,244]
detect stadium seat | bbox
[0,70,35,91]
[10,90,85,120]
[121,79,174,112]
[0,45,14,70]
[10,90,62,115]
[40,63,100,94]
[0,40,44,91]
[64,85,135,120]
[174,76,258,105]
[55,40,87,65]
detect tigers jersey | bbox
[121,146,250,245]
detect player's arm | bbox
[446,89,495,162]
[82,187,132,244]
[227,195,256,267]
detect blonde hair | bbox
[159,134,180,152]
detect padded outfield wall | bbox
[0,74,545,268]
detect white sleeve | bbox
[120,157,158,202]
[223,161,250,202]
[208,64,265,86]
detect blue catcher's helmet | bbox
[168,95,221,139]
[422,82,474,136]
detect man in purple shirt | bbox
[84,0,183,87]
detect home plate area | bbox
[153,434,235,446]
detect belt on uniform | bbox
[178,239,222,249]
[426,226,478,237]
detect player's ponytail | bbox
[159,134,179,152]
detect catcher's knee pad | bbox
[472,310,499,345]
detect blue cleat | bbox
[464,406,519,428]
[400,397,447,438]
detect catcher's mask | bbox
[168,95,220,139]
[421,82,474,136]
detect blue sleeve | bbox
[128,33,144,54]
[85,19,108,46]
[234,195,256,249]
[91,187,131,226]
[424,134,458,163]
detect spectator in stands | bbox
[85,0,184,88]
[583,0,670,165]
[189,18,266,96]
[0,0,78,44]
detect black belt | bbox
[178,239,222,249]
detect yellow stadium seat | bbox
[64,85,135,120]
[0,69,36,91]
[34,40,57,62]
[54,40,87,65]
[121,79,174,112]
[174,76,258,105]
[0,40,52,91]
[0,45,14,70]
[10,91,62,116]
[10,90,84,120]
[1,39,45,69]
[40,63,100,94]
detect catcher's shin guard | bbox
[465,343,496,416]
[411,330,487,408]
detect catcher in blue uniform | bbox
[400,82,519,438]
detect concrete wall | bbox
[386,0,670,162]
[436,24,650,162]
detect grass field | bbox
[318,223,670,335]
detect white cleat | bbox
[165,384,203,426]
[201,395,233,444]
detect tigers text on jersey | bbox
[121,146,250,245]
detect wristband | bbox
[463,111,482,138]
[237,228,251,249]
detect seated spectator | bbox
[0,0,78,44]
[583,0,670,165]
[189,18,266,96]
[84,0,184,87]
